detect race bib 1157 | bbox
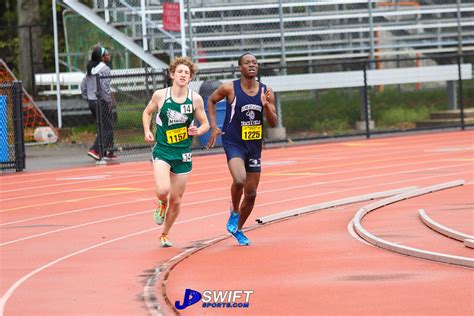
[166,126,188,144]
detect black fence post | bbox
[165,69,171,87]
[28,26,36,96]
[13,81,25,171]
[144,66,151,99]
[95,75,105,160]
[457,54,465,130]
[362,62,371,139]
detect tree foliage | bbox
[0,0,65,77]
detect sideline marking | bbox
[266,172,323,176]
[2,141,470,197]
[427,146,474,153]
[342,142,387,147]
[440,158,474,162]
[262,160,296,166]
[0,210,150,246]
[0,199,153,227]
[78,187,144,192]
[1,171,470,246]
[1,162,470,226]
[56,175,111,180]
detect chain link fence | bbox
[90,53,472,160]
[92,68,167,158]
[0,82,26,172]
[83,0,474,69]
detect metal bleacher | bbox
[96,1,474,65]
[36,0,474,98]
[59,0,474,69]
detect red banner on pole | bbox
[163,2,180,32]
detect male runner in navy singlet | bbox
[206,53,277,245]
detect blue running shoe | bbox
[226,210,240,234]
[232,230,250,246]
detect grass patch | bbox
[67,80,474,142]
[115,110,143,129]
[313,118,351,134]
[281,85,456,135]
[281,89,360,133]
[376,107,430,128]
[67,124,96,143]
[371,88,447,128]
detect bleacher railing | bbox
[85,0,474,69]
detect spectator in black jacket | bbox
[81,45,116,160]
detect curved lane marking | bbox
[353,180,474,268]
[418,208,474,242]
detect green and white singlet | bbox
[152,87,194,173]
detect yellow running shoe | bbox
[160,233,173,247]
[154,200,167,225]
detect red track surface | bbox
[1,131,473,315]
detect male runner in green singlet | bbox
[143,57,209,247]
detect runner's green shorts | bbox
[152,144,192,175]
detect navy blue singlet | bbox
[222,80,267,171]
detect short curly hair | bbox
[169,56,196,79]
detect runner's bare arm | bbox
[206,82,233,148]
[189,93,209,136]
[143,89,165,143]
[261,86,277,127]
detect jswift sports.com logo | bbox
[175,288,254,310]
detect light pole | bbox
[179,0,186,56]
[52,0,62,128]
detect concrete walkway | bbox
[24,142,149,172]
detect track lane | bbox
[1,131,473,315]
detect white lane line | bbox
[0,199,151,227]
[1,177,472,311]
[3,134,470,189]
[0,210,229,315]
[1,168,471,245]
[2,136,470,194]
[0,210,150,246]
[0,172,470,246]
[2,152,471,213]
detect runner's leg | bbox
[238,171,260,229]
[152,160,171,202]
[227,157,246,213]
[162,172,188,235]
